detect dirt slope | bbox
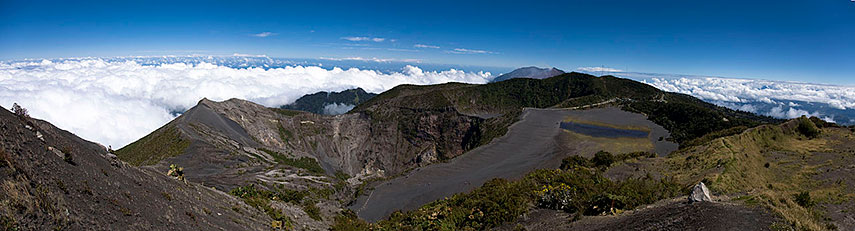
[0,108,270,230]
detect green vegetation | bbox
[1,214,17,231]
[796,116,821,138]
[663,120,847,230]
[794,191,813,208]
[167,164,186,182]
[334,171,351,181]
[332,153,681,230]
[281,88,377,114]
[258,148,325,174]
[623,93,778,144]
[276,123,293,142]
[229,184,294,229]
[302,200,322,221]
[271,108,301,117]
[114,125,190,166]
[591,151,616,168]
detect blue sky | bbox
[1,0,853,84]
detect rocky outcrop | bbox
[689,182,712,203]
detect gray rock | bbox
[689,182,712,203]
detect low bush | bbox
[794,191,813,208]
[796,116,820,139]
[592,151,616,168]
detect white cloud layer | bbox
[0,59,491,148]
[644,77,855,110]
[414,44,440,49]
[576,67,623,72]
[448,48,496,54]
[341,36,386,42]
[323,103,356,115]
[318,56,420,63]
[251,32,276,37]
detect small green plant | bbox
[167,164,186,182]
[303,200,322,221]
[61,146,75,165]
[794,191,813,208]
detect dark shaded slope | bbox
[281,88,377,114]
[0,108,270,230]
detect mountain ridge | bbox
[490,66,565,82]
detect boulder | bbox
[689,182,712,203]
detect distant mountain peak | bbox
[491,66,565,82]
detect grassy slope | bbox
[114,125,190,166]
[663,117,850,230]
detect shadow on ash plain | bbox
[350,107,678,222]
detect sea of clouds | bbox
[0,58,491,148]
[576,69,855,125]
[642,77,855,123]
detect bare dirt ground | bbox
[495,199,783,231]
[810,127,855,231]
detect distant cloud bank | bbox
[645,77,855,110]
[576,67,623,72]
[642,77,855,123]
[0,59,491,147]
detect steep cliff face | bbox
[0,107,270,230]
[115,97,481,191]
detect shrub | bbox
[592,151,615,168]
[167,164,185,182]
[331,210,372,231]
[794,191,813,208]
[560,155,590,169]
[11,103,28,118]
[796,116,820,138]
[61,146,76,165]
